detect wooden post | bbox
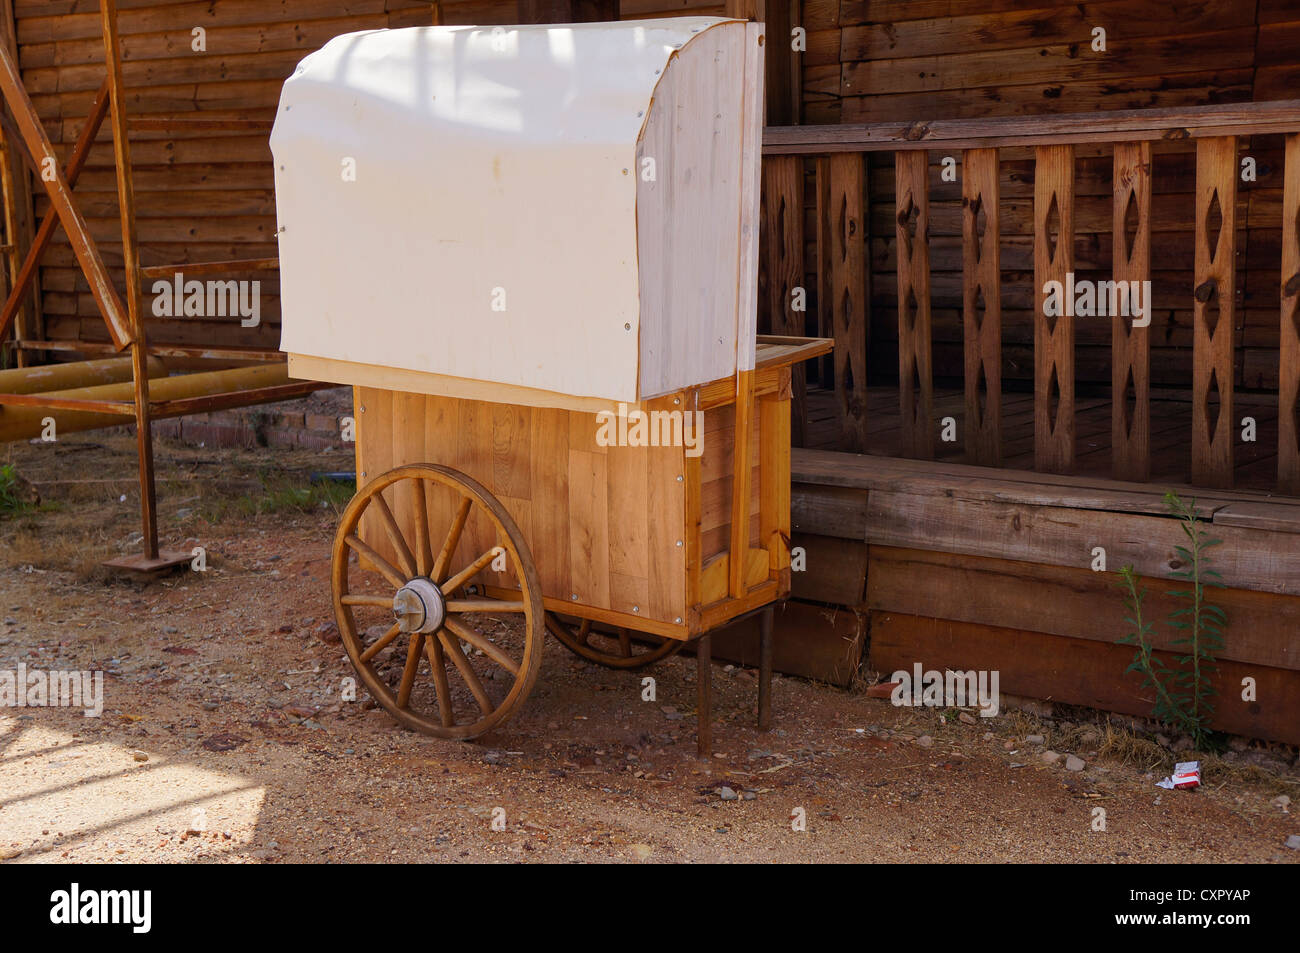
[962,148,1001,466]
[101,0,159,562]
[1281,134,1300,495]
[828,153,867,451]
[1192,136,1236,489]
[814,157,834,385]
[762,156,805,445]
[1112,141,1152,482]
[0,1,37,366]
[1033,144,1075,473]
[728,369,754,598]
[895,151,933,460]
[758,605,773,730]
[696,632,713,759]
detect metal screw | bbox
[570,593,578,601]
[624,323,631,330]
[632,605,640,613]
[676,474,683,482]
[673,397,680,405]
[622,168,628,175]
[674,617,683,624]
[360,406,366,413]
[676,540,683,547]
[360,471,367,478]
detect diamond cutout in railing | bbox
[1206,188,1223,264]
[899,195,919,259]
[971,284,986,333]
[975,359,989,427]
[1123,187,1140,264]
[1044,192,1060,263]
[971,193,988,264]
[905,286,918,333]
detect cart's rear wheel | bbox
[544,612,684,670]
[332,464,543,740]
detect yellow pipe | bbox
[0,355,166,394]
[0,362,293,442]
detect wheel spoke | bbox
[371,491,417,579]
[360,622,403,663]
[444,616,520,677]
[342,593,393,609]
[578,618,592,646]
[440,546,504,596]
[445,597,524,614]
[425,636,455,728]
[618,627,632,657]
[439,631,495,716]
[345,534,407,590]
[412,479,434,577]
[396,633,425,708]
[433,496,473,583]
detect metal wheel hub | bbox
[392,577,446,634]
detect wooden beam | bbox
[1033,144,1075,473]
[869,612,1300,746]
[763,99,1300,154]
[867,545,1300,671]
[101,0,157,559]
[863,488,1300,595]
[1191,136,1236,489]
[962,148,1001,466]
[1112,141,1152,482]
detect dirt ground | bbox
[1,430,1298,864]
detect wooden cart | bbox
[272,18,829,752]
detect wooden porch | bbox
[751,98,1300,743]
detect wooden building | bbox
[2,0,1298,742]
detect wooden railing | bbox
[761,100,1300,495]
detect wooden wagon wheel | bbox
[332,464,544,740]
[544,612,684,670]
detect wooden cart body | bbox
[352,336,829,642]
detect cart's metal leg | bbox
[758,605,774,731]
[696,632,712,759]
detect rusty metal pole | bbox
[101,0,158,562]
[758,605,774,730]
[696,632,712,759]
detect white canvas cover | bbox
[272,17,742,403]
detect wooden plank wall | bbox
[796,0,1298,392]
[11,0,723,356]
